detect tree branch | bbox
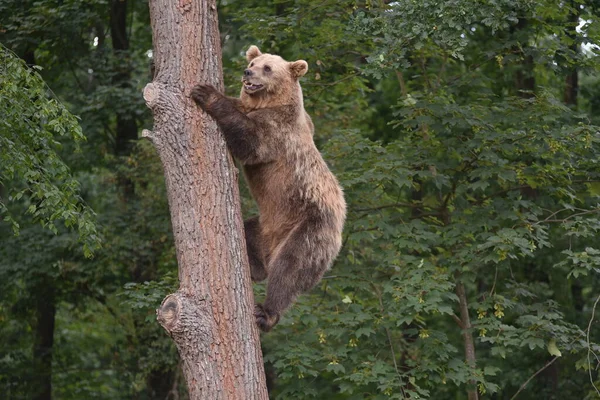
[396,71,407,98]
[586,293,600,397]
[509,357,559,400]
[455,278,479,400]
[533,208,600,226]
[373,284,408,398]
[354,202,422,212]
[451,313,464,329]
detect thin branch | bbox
[534,208,600,226]
[349,227,380,234]
[489,265,498,297]
[509,356,559,400]
[451,313,464,329]
[478,180,600,205]
[476,185,532,204]
[419,55,431,90]
[436,52,448,88]
[587,292,600,397]
[396,71,407,98]
[536,207,569,225]
[354,202,421,212]
[373,284,408,399]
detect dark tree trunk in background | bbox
[514,54,535,98]
[564,60,579,107]
[22,49,36,67]
[23,48,57,400]
[109,3,178,396]
[564,1,579,107]
[110,0,138,157]
[33,284,56,400]
[143,0,268,398]
[512,19,535,99]
[511,17,538,199]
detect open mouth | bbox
[242,80,264,92]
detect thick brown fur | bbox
[191,46,346,332]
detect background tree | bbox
[0,45,99,400]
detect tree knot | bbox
[143,82,179,115]
[157,294,181,331]
[157,292,210,336]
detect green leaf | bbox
[547,339,562,357]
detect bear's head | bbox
[241,45,308,99]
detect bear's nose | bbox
[244,69,253,77]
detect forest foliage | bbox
[1,0,600,399]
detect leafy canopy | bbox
[0,45,99,256]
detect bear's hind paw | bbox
[254,304,280,332]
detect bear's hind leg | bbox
[255,221,329,331]
[244,216,267,282]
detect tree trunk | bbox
[564,61,578,107]
[143,1,268,399]
[456,279,479,400]
[33,284,56,400]
[110,0,138,157]
[512,18,535,99]
[564,1,578,107]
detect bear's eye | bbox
[264,65,272,72]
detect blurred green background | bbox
[2,0,600,398]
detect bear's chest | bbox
[244,162,292,203]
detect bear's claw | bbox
[254,304,280,332]
[190,84,217,108]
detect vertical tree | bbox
[143,0,268,398]
[564,0,579,107]
[0,43,101,400]
[110,0,138,157]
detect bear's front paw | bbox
[254,304,280,332]
[190,84,219,108]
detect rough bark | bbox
[144,1,268,399]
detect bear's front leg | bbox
[191,84,247,127]
[191,85,267,164]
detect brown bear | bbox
[190,45,346,332]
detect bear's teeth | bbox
[245,83,263,90]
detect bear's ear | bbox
[246,45,262,62]
[290,60,308,78]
